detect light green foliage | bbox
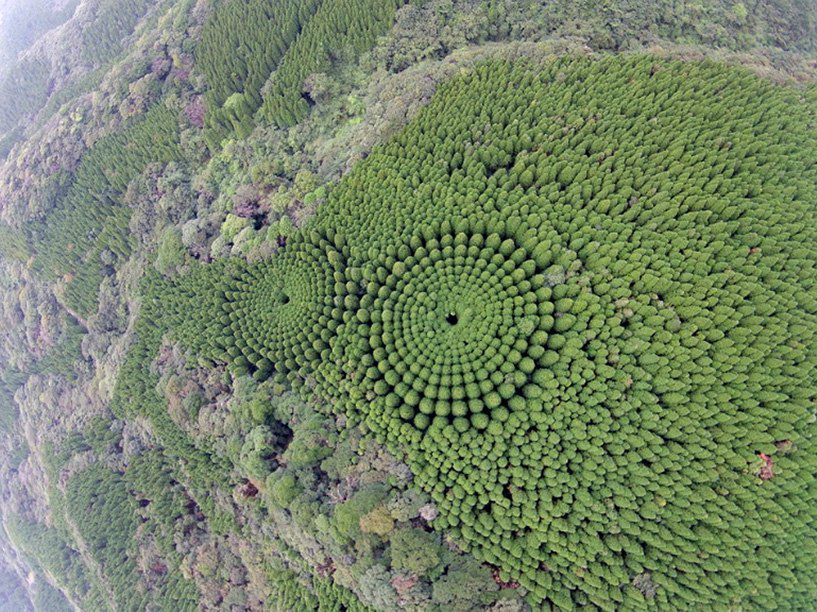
[359,504,395,536]
[293,169,320,199]
[268,470,302,508]
[281,414,336,469]
[155,227,185,275]
[733,2,749,22]
[334,484,388,540]
[153,57,817,608]
[239,425,287,480]
[219,213,251,242]
[248,397,275,425]
[389,528,442,576]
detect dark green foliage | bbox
[82,415,120,455]
[154,258,243,362]
[0,57,51,136]
[31,104,180,316]
[197,0,321,146]
[111,271,236,529]
[155,232,351,383]
[312,576,372,612]
[259,0,403,127]
[123,451,201,608]
[31,575,72,612]
[64,464,143,608]
[157,57,817,608]
[76,0,157,65]
[31,316,86,378]
[5,514,108,610]
[0,223,31,262]
[266,562,372,611]
[60,456,199,609]
[125,451,191,546]
[222,230,350,380]
[36,385,200,609]
[333,226,557,433]
[389,527,443,576]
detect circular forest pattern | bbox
[223,230,349,380]
[167,56,817,608]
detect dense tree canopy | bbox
[151,56,817,608]
[4,0,817,607]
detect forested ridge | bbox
[0,1,816,610]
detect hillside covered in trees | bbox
[1,1,816,610]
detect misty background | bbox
[0,0,79,70]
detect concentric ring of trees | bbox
[157,56,817,608]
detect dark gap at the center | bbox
[446,312,458,325]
